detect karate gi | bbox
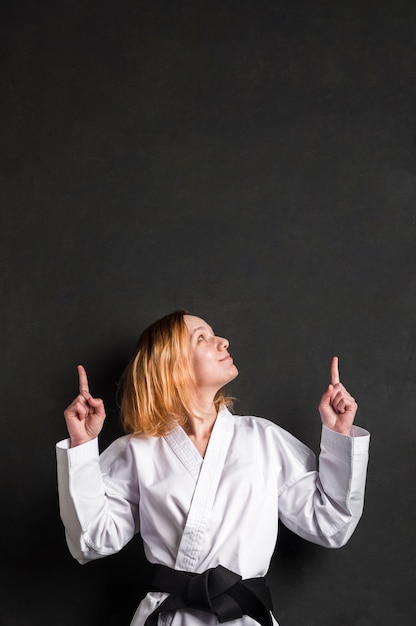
[56,406,370,626]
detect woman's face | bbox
[184,315,238,395]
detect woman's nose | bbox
[218,336,229,350]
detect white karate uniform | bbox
[56,406,370,626]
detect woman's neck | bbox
[184,401,218,457]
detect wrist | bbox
[330,424,352,436]
[70,436,95,448]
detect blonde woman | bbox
[57,310,370,626]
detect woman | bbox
[56,310,370,626]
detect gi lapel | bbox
[164,425,203,482]
[172,407,234,572]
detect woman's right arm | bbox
[57,367,139,564]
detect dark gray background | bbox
[1,1,415,624]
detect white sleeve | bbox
[277,424,370,548]
[56,437,140,564]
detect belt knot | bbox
[183,565,243,621]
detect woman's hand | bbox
[319,357,358,435]
[63,365,106,447]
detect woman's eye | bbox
[197,334,205,342]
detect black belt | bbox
[145,564,273,625]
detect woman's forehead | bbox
[183,315,213,333]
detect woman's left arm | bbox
[278,357,370,548]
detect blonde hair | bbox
[120,310,233,437]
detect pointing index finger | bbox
[331,356,340,385]
[77,364,90,395]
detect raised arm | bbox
[57,367,138,564]
[278,356,369,548]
